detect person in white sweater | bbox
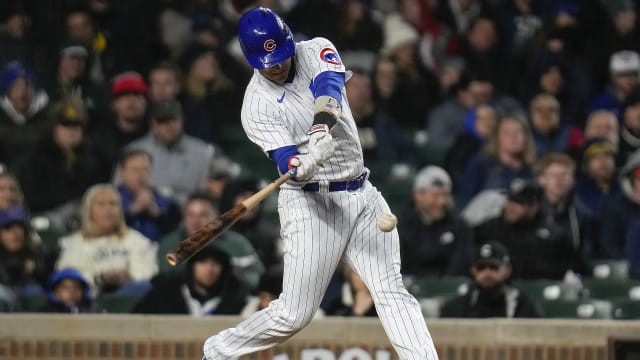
[56,184,158,296]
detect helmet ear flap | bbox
[238,7,295,69]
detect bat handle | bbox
[242,172,291,210]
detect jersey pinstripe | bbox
[241,38,365,188]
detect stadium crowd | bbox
[0,0,640,319]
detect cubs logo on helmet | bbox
[319,48,342,65]
[264,39,277,52]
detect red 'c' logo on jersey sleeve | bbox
[319,47,342,65]
[264,39,277,51]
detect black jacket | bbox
[440,283,542,318]
[398,203,474,276]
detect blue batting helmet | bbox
[238,7,295,69]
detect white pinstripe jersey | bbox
[240,37,365,188]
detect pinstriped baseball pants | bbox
[203,181,439,360]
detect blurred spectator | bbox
[148,61,182,104]
[125,99,213,206]
[55,184,158,296]
[332,0,384,53]
[382,14,438,128]
[473,179,579,279]
[40,268,99,313]
[528,93,572,157]
[578,109,619,154]
[574,138,619,217]
[0,4,30,69]
[18,97,108,227]
[589,50,640,118]
[618,90,640,164]
[115,149,181,242]
[426,71,476,152]
[219,179,281,272]
[90,71,149,170]
[0,61,49,167]
[324,263,376,317]
[461,16,507,91]
[256,265,283,312]
[445,104,496,190]
[398,166,473,276]
[536,153,595,262]
[435,57,466,102]
[44,38,108,124]
[133,244,247,316]
[469,74,523,114]
[456,113,536,208]
[0,171,24,212]
[179,42,242,143]
[0,206,49,295]
[157,193,264,292]
[600,150,640,274]
[440,241,541,318]
[435,0,482,51]
[345,67,417,166]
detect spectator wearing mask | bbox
[157,193,264,292]
[440,241,541,318]
[473,179,579,280]
[0,61,49,167]
[601,150,640,277]
[125,100,214,206]
[574,138,619,217]
[398,166,473,276]
[40,268,99,313]
[55,184,158,296]
[134,244,247,316]
[115,149,181,242]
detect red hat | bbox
[111,71,147,96]
[635,167,640,179]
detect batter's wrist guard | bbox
[313,95,340,129]
[307,124,330,135]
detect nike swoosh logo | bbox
[277,92,285,103]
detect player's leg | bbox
[344,183,439,360]
[203,190,353,359]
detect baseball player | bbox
[203,7,438,360]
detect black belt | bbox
[302,173,367,192]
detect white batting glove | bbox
[288,154,319,181]
[307,124,336,162]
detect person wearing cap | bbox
[45,37,107,122]
[40,268,99,313]
[0,206,49,294]
[114,149,181,242]
[0,60,50,167]
[18,96,109,219]
[157,193,264,293]
[474,178,579,279]
[398,166,473,276]
[90,70,149,168]
[601,149,640,277]
[618,90,640,165]
[134,243,247,316]
[440,241,541,318]
[125,99,216,206]
[574,138,619,217]
[589,50,640,119]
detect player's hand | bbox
[307,124,335,162]
[288,154,319,181]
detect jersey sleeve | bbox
[301,37,346,79]
[241,89,296,155]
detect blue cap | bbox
[238,7,295,69]
[0,61,36,94]
[0,206,26,228]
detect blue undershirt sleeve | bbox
[269,145,299,174]
[310,71,344,103]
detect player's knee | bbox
[270,307,315,332]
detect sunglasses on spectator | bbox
[474,263,500,271]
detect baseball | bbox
[377,213,397,232]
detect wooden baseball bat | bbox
[166,172,292,266]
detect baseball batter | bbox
[203,7,438,360]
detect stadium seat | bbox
[541,299,612,319]
[583,279,640,300]
[17,293,47,312]
[512,279,580,302]
[403,275,469,299]
[588,260,629,280]
[611,298,640,320]
[95,294,143,314]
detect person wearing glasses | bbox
[439,240,541,318]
